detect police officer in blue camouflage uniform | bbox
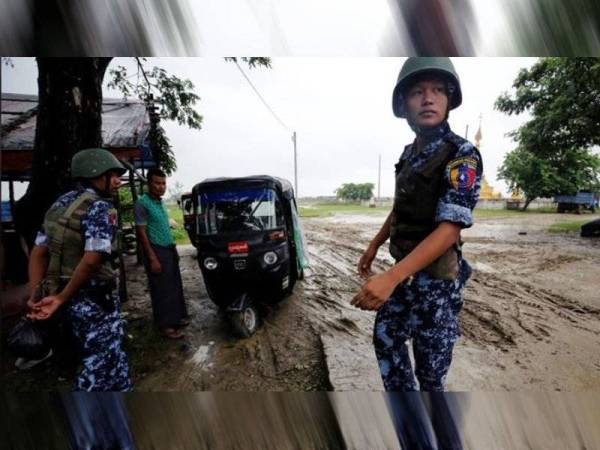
[353,57,482,392]
[27,148,132,391]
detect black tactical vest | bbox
[389,139,460,280]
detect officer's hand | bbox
[26,296,65,321]
[358,245,378,278]
[351,272,398,311]
[26,296,39,310]
[150,259,162,274]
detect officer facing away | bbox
[27,148,132,391]
[353,58,482,391]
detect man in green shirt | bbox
[135,168,189,339]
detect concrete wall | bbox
[301,197,558,211]
[475,198,555,210]
[476,199,505,209]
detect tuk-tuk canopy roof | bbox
[193,175,295,200]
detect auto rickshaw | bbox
[183,175,308,337]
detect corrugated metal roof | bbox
[1,93,151,150]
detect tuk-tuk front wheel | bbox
[230,306,259,338]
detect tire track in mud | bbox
[463,272,600,352]
[300,222,388,390]
[304,215,600,390]
[134,214,600,391]
[182,291,334,391]
[132,245,332,391]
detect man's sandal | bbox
[161,328,185,339]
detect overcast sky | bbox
[2,57,537,199]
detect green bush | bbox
[118,188,135,224]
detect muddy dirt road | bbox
[4,212,599,392]
[131,211,600,391]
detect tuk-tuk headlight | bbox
[204,257,218,270]
[263,251,278,265]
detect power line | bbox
[233,60,299,196]
[233,60,290,132]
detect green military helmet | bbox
[71,148,127,179]
[392,57,462,118]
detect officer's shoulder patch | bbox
[445,156,477,192]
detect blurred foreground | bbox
[3,391,600,449]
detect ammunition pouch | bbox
[390,239,461,281]
[33,278,58,301]
[79,279,118,313]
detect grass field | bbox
[166,204,191,245]
[166,202,577,239]
[297,203,558,219]
[299,203,389,218]
[548,220,588,233]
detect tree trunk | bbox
[14,57,112,247]
[521,197,534,211]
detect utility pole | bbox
[378,154,381,202]
[464,124,469,140]
[292,131,298,197]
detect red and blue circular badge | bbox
[108,209,118,227]
[446,157,477,192]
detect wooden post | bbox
[129,168,143,265]
[113,188,128,303]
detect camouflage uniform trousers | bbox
[374,260,471,391]
[67,291,132,391]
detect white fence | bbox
[300,197,558,211]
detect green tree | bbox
[107,57,271,174]
[495,57,600,210]
[335,184,354,201]
[496,58,600,155]
[498,147,600,210]
[357,183,375,201]
[335,183,375,201]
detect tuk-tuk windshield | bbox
[197,187,284,235]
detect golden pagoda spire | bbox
[474,114,482,148]
[475,114,502,200]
